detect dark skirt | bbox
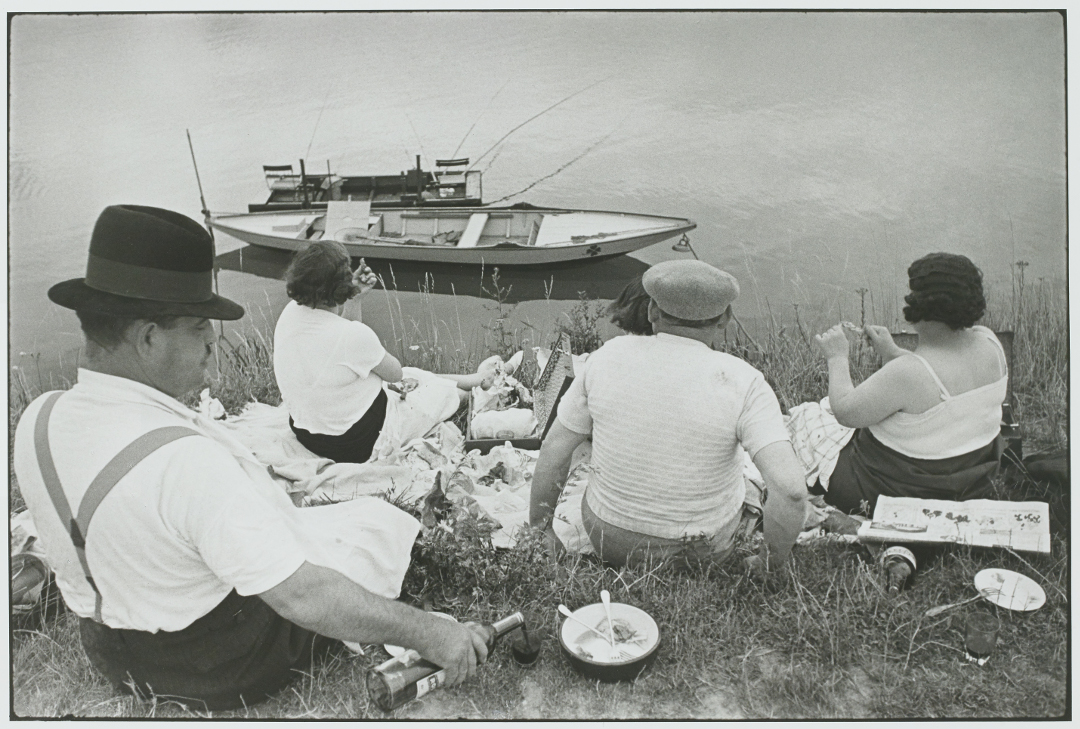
[824,427,1003,516]
[79,590,334,711]
[290,389,388,464]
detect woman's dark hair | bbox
[285,241,360,308]
[608,278,653,335]
[902,252,986,330]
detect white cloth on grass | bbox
[370,368,461,462]
[785,397,855,491]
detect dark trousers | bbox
[290,389,388,464]
[823,428,1002,516]
[79,590,334,711]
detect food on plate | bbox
[598,617,644,644]
[571,616,649,662]
[386,377,419,399]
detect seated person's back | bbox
[530,259,807,572]
[561,332,786,541]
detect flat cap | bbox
[641,259,739,321]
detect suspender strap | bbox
[33,392,201,623]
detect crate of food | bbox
[465,333,575,455]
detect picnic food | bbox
[572,617,648,662]
[386,377,420,400]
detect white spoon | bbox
[557,604,611,641]
[600,589,616,647]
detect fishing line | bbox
[305,79,336,161]
[452,77,511,160]
[405,113,428,169]
[486,130,615,205]
[468,74,615,172]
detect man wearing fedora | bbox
[530,259,807,571]
[13,205,489,710]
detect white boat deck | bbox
[532,212,676,247]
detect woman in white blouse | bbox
[273,241,494,463]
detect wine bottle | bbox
[882,545,917,596]
[367,611,525,712]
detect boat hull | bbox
[208,207,696,267]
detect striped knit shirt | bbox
[557,333,790,541]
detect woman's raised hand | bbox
[815,324,852,359]
[864,325,904,360]
[476,355,502,390]
[352,258,379,296]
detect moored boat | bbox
[249,156,482,212]
[208,202,696,266]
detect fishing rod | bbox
[306,79,335,162]
[185,129,223,340]
[404,112,428,170]
[468,74,615,172]
[486,130,615,205]
[451,77,511,160]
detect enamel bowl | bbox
[558,602,661,682]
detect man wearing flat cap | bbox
[13,206,489,710]
[530,259,806,571]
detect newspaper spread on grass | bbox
[857,496,1050,553]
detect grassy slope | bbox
[9,271,1069,719]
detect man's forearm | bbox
[261,562,437,647]
[529,452,571,529]
[761,493,804,564]
[752,442,809,567]
[528,421,587,529]
[261,562,488,686]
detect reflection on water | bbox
[9,13,1067,376]
[215,245,651,303]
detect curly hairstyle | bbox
[285,240,361,308]
[608,277,653,335]
[902,252,986,330]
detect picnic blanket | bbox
[12,385,851,612]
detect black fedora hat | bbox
[48,205,244,320]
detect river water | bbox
[9,12,1066,384]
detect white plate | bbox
[558,602,660,665]
[974,568,1046,612]
[384,612,457,657]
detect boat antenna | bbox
[468,74,614,172]
[486,129,614,205]
[452,76,511,160]
[185,129,223,340]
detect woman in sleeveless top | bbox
[813,253,1007,515]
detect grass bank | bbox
[9,266,1069,719]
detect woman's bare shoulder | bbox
[875,350,926,378]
